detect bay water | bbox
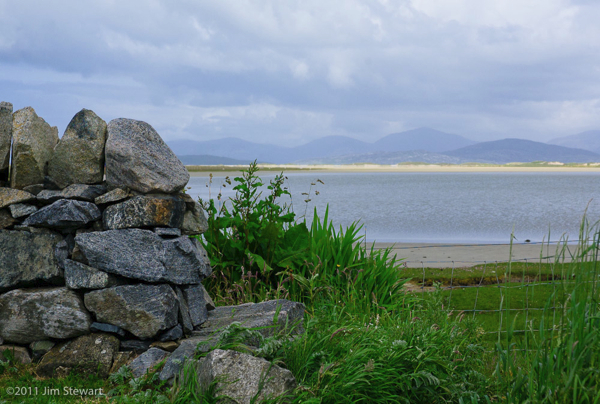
[187,171,600,244]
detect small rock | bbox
[105,118,189,194]
[154,227,182,237]
[103,194,185,230]
[109,351,133,374]
[120,340,151,354]
[0,287,92,344]
[181,201,209,235]
[159,338,206,383]
[10,106,59,189]
[158,324,183,342]
[0,345,32,365]
[22,184,44,195]
[29,340,56,362]
[90,322,127,338]
[36,189,63,204]
[84,284,179,339]
[195,349,296,404]
[22,199,101,230]
[129,348,170,378]
[47,109,107,189]
[55,239,69,270]
[182,284,209,327]
[36,333,120,378]
[0,230,64,291]
[9,203,38,218]
[37,184,107,204]
[0,209,16,229]
[150,341,179,352]
[0,187,36,209]
[175,287,194,336]
[94,188,131,205]
[65,259,125,290]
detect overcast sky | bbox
[1,0,599,146]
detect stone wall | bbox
[0,104,304,401]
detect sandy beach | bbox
[188,163,600,177]
[373,241,579,268]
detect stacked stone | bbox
[0,106,214,378]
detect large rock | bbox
[64,259,125,290]
[0,188,35,209]
[10,107,59,189]
[0,287,92,344]
[103,194,185,230]
[84,284,179,339]
[22,199,101,229]
[129,348,170,378]
[193,300,305,339]
[36,333,119,378]
[182,284,209,327]
[47,109,107,189]
[0,230,64,291]
[105,118,189,194]
[74,229,211,284]
[194,349,296,404]
[0,102,12,183]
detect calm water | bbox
[188,172,600,244]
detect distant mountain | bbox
[167,128,475,164]
[548,130,600,154]
[373,128,476,153]
[296,150,464,165]
[178,155,253,165]
[445,139,600,164]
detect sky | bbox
[1,0,599,146]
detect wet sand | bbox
[372,242,578,268]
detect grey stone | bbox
[10,107,59,189]
[47,109,107,189]
[84,284,179,339]
[158,324,183,342]
[195,349,296,404]
[0,209,16,229]
[175,287,194,337]
[37,184,107,204]
[23,199,101,229]
[105,118,189,194]
[103,194,185,230]
[0,187,36,209]
[155,227,182,237]
[9,203,38,218]
[0,345,32,365]
[193,300,305,339]
[36,333,119,378]
[0,102,12,183]
[0,287,92,344]
[90,322,126,337]
[120,340,151,354]
[159,338,201,382]
[181,201,209,235]
[94,187,131,205]
[29,340,56,362]
[202,284,216,311]
[55,239,69,269]
[0,230,64,291]
[129,347,170,378]
[74,229,211,284]
[182,284,209,327]
[65,259,125,290]
[23,183,44,195]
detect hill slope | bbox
[373,128,476,153]
[548,130,600,154]
[445,138,600,164]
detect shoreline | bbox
[372,241,579,268]
[187,163,600,176]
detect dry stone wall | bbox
[0,104,304,400]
